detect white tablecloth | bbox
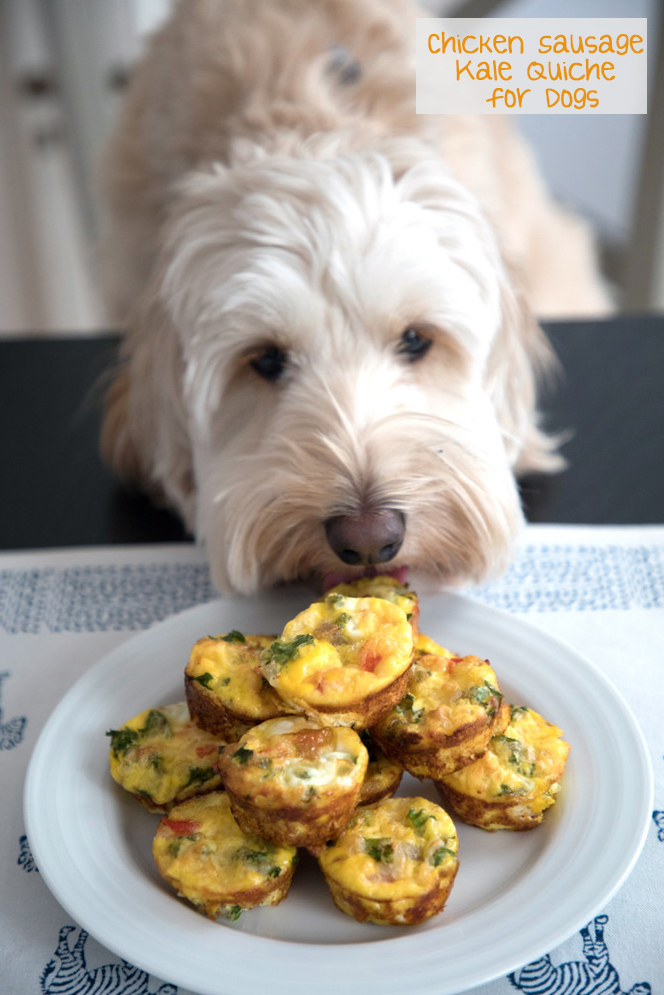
[1,525,662,995]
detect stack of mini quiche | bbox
[107,576,569,927]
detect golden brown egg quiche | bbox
[153,791,297,920]
[218,716,369,852]
[185,631,290,740]
[107,701,224,812]
[436,705,571,830]
[318,796,459,925]
[260,595,413,729]
[371,653,507,779]
[325,575,420,641]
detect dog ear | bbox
[100,290,195,522]
[485,269,566,476]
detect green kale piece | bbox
[207,630,245,643]
[494,735,536,777]
[268,633,315,669]
[239,848,269,865]
[394,692,424,724]
[140,709,172,739]
[184,766,216,788]
[431,846,456,866]
[106,727,139,757]
[363,837,394,863]
[407,808,434,835]
[192,672,214,689]
[232,746,254,765]
[466,680,503,717]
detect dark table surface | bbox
[0,315,663,551]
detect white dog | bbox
[99,0,609,595]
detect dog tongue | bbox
[322,565,409,592]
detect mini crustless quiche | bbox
[326,575,420,641]
[436,705,571,831]
[260,596,413,729]
[107,701,224,813]
[218,716,369,852]
[357,731,404,807]
[153,791,297,920]
[185,631,290,741]
[318,796,459,925]
[371,653,507,780]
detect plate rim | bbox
[24,591,653,995]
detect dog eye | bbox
[250,346,288,382]
[398,327,432,362]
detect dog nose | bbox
[324,509,406,566]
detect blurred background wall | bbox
[0,0,661,336]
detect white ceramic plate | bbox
[25,590,652,995]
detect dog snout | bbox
[324,509,405,566]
